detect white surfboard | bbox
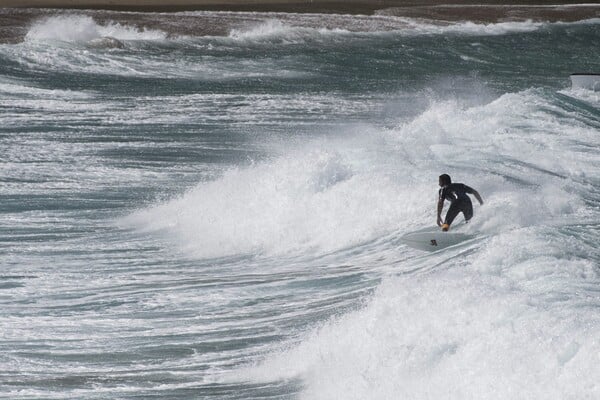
[570,73,600,91]
[401,227,475,252]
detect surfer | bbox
[437,174,483,232]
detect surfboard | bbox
[570,73,600,91]
[401,227,475,252]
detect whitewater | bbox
[1,7,599,399]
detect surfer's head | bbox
[439,174,451,187]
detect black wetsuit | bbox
[439,183,475,225]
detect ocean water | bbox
[1,7,600,399]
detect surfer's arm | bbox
[465,185,484,205]
[472,189,484,205]
[436,198,444,226]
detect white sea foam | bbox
[25,15,167,43]
[123,145,428,259]
[393,18,544,36]
[224,17,547,45]
[388,15,600,36]
[125,88,597,261]
[241,239,600,399]
[218,88,600,398]
[0,79,92,99]
[12,18,309,78]
[561,87,600,105]
[228,19,350,44]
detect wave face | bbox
[1,7,599,400]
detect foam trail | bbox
[224,17,549,46]
[398,18,544,36]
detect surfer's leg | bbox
[462,198,474,222]
[444,203,461,227]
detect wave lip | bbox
[121,147,422,259]
[220,16,559,47]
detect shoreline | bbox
[1,1,598,44]
[1,0,598,14]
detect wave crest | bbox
[25,15,168,43]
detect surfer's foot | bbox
[441,224,450,232]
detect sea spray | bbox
[25,15,167,43]
[123,148,427,258]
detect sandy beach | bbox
[1,0,598,14]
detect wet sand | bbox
[1,0,599,15]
